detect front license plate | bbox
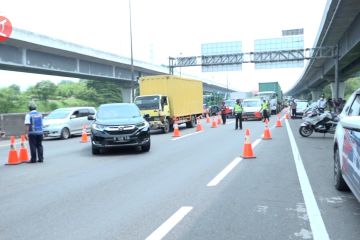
[114,136,130,142]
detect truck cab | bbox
[134,95,171,133]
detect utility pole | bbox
[129,0,135,102]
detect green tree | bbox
[82,79,123,105]
[32,80,57,101]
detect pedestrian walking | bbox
[24,101,44,163]
[220,101,227,124]
[234,99,243,130]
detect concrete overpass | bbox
[0,28,231,102]
[287,0,360,100]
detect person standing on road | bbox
[220,101,227,125]
[234,99,243,130]
[289,98,297,119]
[24,101,44,163]
[260,99,270,122]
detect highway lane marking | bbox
[171,131,203,141]
[207,138,261,187]
[145,206,193,240]
[285,119,330,240]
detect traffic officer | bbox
[234,99,243,130]
[317,94,327,112]
[260,99,270,122]
[24,101,44,163]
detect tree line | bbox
[0,79,124,113]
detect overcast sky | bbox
[0,0,328,92]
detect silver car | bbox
[43,107,96,139]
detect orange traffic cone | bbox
[211,116,217,128]
[206,114,210,124]
[241,129,256,159]
[276,114,282,127]
[262,119,272,140]
[172,119,181,137]
[6,136,21,165]
[196,117,204,132]
[80,125,89,143]
[217,114,222,125]
[19,135,30,162]
[285,113,289,119]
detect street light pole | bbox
[129,0,135,103]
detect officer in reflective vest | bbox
[234,99,243,130]
[260,99,270,122]
[24,101,44,163]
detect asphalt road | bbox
[0,115,359,240]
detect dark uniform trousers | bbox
[29,134,44,162]
[235,112,242,130]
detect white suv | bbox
[43,107,96,139]
[333,88,360,202]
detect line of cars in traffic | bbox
[42,104,151,154]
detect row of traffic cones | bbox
[172,114,222,137]
[6,135,30,165]
[243,111,287,158]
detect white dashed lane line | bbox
[145,206,193,240]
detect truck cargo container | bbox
[134,75,203,133]
[256,82,283,114]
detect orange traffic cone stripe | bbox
[276,114,282,127]
[206,114,210,123]
[172,119,181,137]
[6,136,21,165]
[81,125,89,143]
[196,118,204,132]
[241,129,256,159]
[19,134,30,162]
[211,116,217,128]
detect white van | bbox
[241,98,263,121]
[43,107,96,139]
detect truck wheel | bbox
[186,115,196,128]
[162,119,170,133]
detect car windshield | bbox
[225,100,236,107]
[135,96,160,110]
[242,101,260,107]
[46,109,72,119]
[97,105,141,120]
[296,101,308,109]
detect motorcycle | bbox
[299,106,339,137]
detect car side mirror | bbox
[70,115,76,119]
[340,116,360,130]
[88,115,95,120]
[144,114,150,119]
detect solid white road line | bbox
[207,138,262,187]
[171,131,203,141]
[145,206,193,240]
[285,119,330,240]
[207,157,243,187]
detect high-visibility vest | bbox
[29,111,43,135]
[234,103,243,113]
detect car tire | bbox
[162,119,170,133]
[141,140,151,152]
[60,127,70,139]
[334,147,349,191]
[92,145,101,155]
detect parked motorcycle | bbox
[299,106,339,137]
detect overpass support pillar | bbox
[121,88,132,103]
[310,90,322,101]
[330,82,345,99]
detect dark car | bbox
[88,103,150,154]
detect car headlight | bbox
[92,123,105,131]
[136,121,149,129]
